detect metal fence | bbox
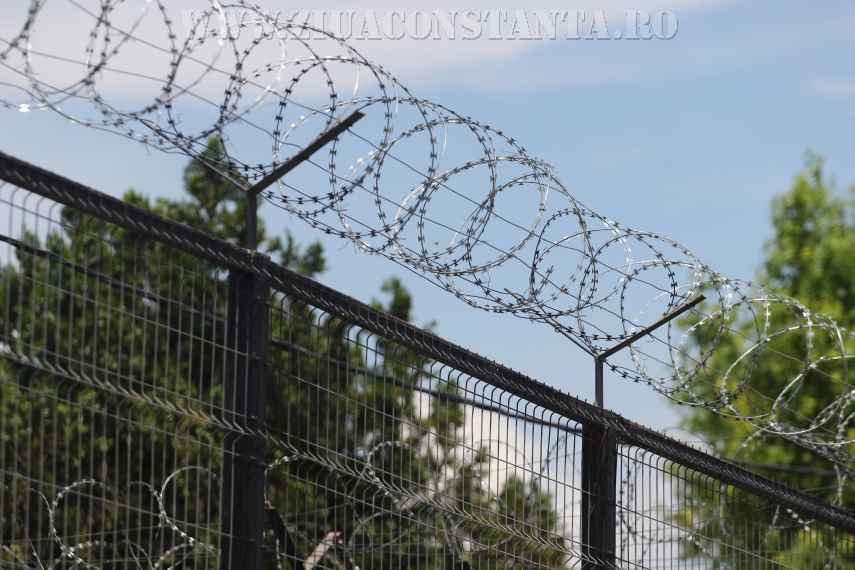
[2,149,854,570]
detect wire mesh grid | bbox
[1,167,855,570]
[264,298,582,570]
[615,445,855,570]
[263,295,855,570]
[0,181,230,568]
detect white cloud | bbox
[813,78,855,97]
[0,0,740,101]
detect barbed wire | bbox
[0,448,699,570]
[1,472,219,569]
[3,0,855,488]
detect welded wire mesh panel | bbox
[616,445,855,570]
[4,160,855,570]
[262,288,855,570]
[0,182,231,568]
[263,297,583,570]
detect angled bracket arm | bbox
[595,294,705,407]
[244,110,365,249]
[246,110,365,196]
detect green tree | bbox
[674,154,855,568]
[680,154,855,495]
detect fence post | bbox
[220,258,270,570]
[582,357,617,570]
[581,423,616,570]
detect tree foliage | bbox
[674,154,855,568]
[680,154,855,497]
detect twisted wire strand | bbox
[4,0,855,485]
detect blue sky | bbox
[1,0,854,436]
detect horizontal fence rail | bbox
[2,151,855,569]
